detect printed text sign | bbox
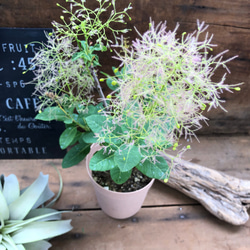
[0,28,65,159]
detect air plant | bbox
[0,172,72,250]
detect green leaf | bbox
[72,51,85,61]
[23,240,51,250]
[110,167,132,184]
[114,144,142,172]
[1,235,18,250]
[69,130,82,146]
[29,182,54,210]
[137,156,170,180]
[80,40,88,51]
[92,54,101,67]
[103,124,123,146]
[62,142,90,168]
[93,43,105,52]
[8,173,51,220]
[80,132,98,144]
[35,107,72,123]
[76,103,104,116]
[3,211,66,235]
[85,114,107,133]
[0,190,9,221]
[77,40,102,65]
[75,115,89,130]
[25,208,61,221]
[2,174,19,205]
[83,53,93,62]
[0,244,6,250]
[112,66,127,79]
[106,77,119,91]
[59,127,78,150]
[86,114,123,146]
[12,220,72,244]
[17,245,25,250]
[89,149,116,171]
[66,113,79,125]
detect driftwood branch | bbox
[160,153,250,225]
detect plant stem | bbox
[56,100,89,131]
[90,66,108,110]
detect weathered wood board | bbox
[1,136,249,248]
[50,207,250,250]
[0,0,249,134]
[1,136,249,210]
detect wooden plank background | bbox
[1,135,250,249]
[0,0,249,134]
[1,1,250,248]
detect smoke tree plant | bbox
[30,0,241,185]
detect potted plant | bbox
[0,172,72,249]
[29,0,241,219]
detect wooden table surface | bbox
[2,135,250,250]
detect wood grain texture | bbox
[0,135,249,248]
[0,158,196,211]
[162,155,250,225]
[0,0,249,134]
[1,136,249,210]
[162,135,250,225]
[50,207,250,250]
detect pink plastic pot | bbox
[86,144,155,219]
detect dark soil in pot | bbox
[92,168,151,192]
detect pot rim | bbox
[86,162,155,195]
[86,144,155,195]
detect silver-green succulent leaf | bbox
[0,172,72,250]
[1,174,19,205]
[8,173,53,220]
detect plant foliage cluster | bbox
[31,0,241,184]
